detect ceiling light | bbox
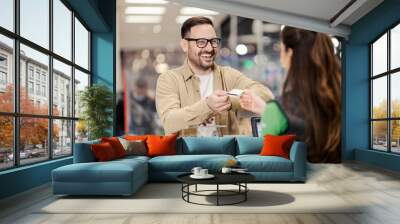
[176,15,213,24]
[125,7,166,15]
[125,15,162,23]
[125,0,168,4]
[331,37,340,48]
[235,44,248,56]
[180,7,219,15]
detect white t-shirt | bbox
[196,72,217,136]
[196,72,213,99]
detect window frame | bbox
[0,0,92,171]
[369,19,400,154]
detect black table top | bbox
[177,172,255,185]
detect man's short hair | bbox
[181,16,214,39]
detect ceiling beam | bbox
[172,0,351,38]
[330,0,368,27]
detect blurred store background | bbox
[116,0,341,136]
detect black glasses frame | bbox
[184,38,221,48]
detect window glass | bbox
[75,120,88,143]
[372,121,388,151]
[53,0,72,60]
[372,76,387,119]
[20,0,49,49]
[0,34,14,113]
[53,119,72,157]
[391,72,400,118]
[372,33,387,76]
[20,44,49,115]
[0,0,14,31]
[391,24,400,70]
[53,59,72,116]
[74,69,89,118]
[391,120,400,153]
[0,116,13,170]
[20,117,49,165]
[74,18,89,70]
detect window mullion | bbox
[13,0,20,167]
[71,10,76,155]
[49,0,54,160]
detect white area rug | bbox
[38,183,361,214]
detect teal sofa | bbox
[52,136,307,196]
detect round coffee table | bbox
[177,172,255,206]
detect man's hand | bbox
[205,90,231,114]
[239,89,266,115]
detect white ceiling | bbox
[118,0,227,50]
[118,0,383,50]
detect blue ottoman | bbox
[52,156,148,196]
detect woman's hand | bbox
[239,89,266,115]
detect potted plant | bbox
[79,84,113,140]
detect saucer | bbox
[190,174,215,179]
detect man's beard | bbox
[189,49,216,70]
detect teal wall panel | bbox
[344,0,400,171]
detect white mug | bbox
[191,167,202,176]
[221,167,232,174]
[200,169,208,176]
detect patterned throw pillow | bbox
[118,137,147,156]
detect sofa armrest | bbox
[73,140,100,163]
[289,141,307,181]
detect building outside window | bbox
[28,81,34,94]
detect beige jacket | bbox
[155,60,274,136]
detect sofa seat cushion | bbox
[149,154,235,172]
[177,137,236,155]
[53,159,147,183]
[236,155,293,172]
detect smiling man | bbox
[156,16,273,136]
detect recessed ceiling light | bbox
[125,7,166,15]
[125,15,162,23]
[176,15,213,24]
[125,0,168,4]
[180,7,219,15]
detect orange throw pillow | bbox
[101,137,127,158]
[260,134,296,159]
[146,134,178,157]
[124,135,148,142]
[91,142,117,161]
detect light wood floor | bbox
[1,161,400,224]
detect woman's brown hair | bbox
[281,27,341,163]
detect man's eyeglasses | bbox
[184,38,221,48]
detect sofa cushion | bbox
[101,137,127,158]
[148,154,235,172]
[236,155,293,172]
[91,142,118,161]
[235,136,263,155]
[147,134,178,157]
[74,139,100,163]
[260,134,295,159]
[52,159,147,183]
[118,138,147,156]
[178,137,236,155]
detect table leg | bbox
[217,184,219,206]
[195,184,197,192]
[245,183,247,201]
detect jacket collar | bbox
[182,59,220,81]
